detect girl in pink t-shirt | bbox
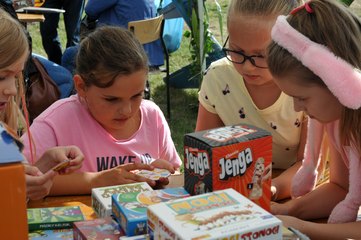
[22,26,182,195]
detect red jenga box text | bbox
[184,124,272,210]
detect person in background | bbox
[84,0,164,70]
[0,9,83,200]
[195,0,311,201]
[267,1,361,239]
[40,0,84,64]
[21,26,182,196]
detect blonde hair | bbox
[267,0,361,153]
[0,9,29,134]
[227,0,303,21]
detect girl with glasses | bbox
[195,0,314,202]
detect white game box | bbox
[147,188,282,240]
[91,182,153,218]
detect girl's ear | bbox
[73,74,87,97]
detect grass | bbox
[27,0,229,160]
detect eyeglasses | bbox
[222,36,268,69]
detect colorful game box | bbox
[27,206,85,231]
[28,229,73,239]
[112,187,190,236]
[91,182,153,218]
[147,188,282,240]
[73,217,125,240]
[184,124,272,210]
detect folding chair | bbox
[128,15,171,119]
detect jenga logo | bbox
[204,126,256,142]
[184,148,210,176]
[219,148,253,180]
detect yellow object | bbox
[34,0,45,7]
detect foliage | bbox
[183,0,222,87]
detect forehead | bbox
[227,15,275,51]
[92,70,147,96]
[0,52,28,74]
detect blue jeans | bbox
[40,0,84,64]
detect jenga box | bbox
[147,188,282,240]
[184,124,272,210]
[112,187,189,236]
[91,182,153,218]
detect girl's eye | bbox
[105,97,118,102]
[132,93,143,99]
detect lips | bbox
[0,102,7,111]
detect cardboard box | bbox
[0,124,28,239]
[27,206,85,231]
[184,124,272,210]
[29,229,73,239]
[92,182,153,218]
[73,217,125,239]
[147,188,282,240]
[112,187,189,236]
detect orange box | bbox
[184,124,272,211]
[0,163,28,239]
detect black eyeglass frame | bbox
[222,36,268,69]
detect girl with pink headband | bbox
[268,0,361,238]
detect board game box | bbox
[73,217,125,239]
[27,206,85,231]
[184,124,272,210]
[91,182,153,218]
[28,229,73,239]
[112,187,189,236]
[147,188,282,240]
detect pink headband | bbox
[271,15,361,109]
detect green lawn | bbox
[27,0,229,161]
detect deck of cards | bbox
[135,168,171,181]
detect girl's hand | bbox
[35,145,84,174]
[24,164,57,200]
[271,200,292,215]
[276,215,306,230]
[150,159,175,174]
[93,163,156,188]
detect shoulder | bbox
[140,99,162,115]
[35,95,82,121]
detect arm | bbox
[278,215,361,240]
[271,142,349,220]
[195,104,224,131]
[49,163,157,196]
[272,118,308,200]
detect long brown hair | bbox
[0,9,29,133]
[268,0,361,153]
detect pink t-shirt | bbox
[21,95,182,172]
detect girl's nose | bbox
[118,101,132,115]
